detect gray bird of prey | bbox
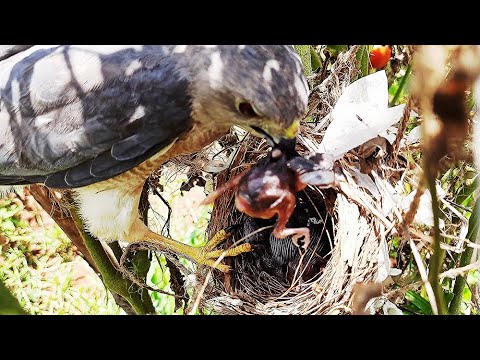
[0,45,309,272]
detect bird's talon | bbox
[203,228,234,252]
[196,243,252,273]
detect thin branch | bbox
[449,199,480,314]
[390,97,412,166]
[69,207,155,315]
[410,229,460,253]
[119,243,182,298]
[426,175,447,314]
[409,236,439,315]
[402,177,426,228]
[28,185,97,270]
[149,183,172,237]
[440,261,480,280]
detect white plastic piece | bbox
[320,71,405,159]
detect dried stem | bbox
[402,176,426,228]
[441,261,480,280]
[390,97,413,166]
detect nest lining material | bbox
[185,46,399,315]
[203,139,388,315]
[146,46,413,315]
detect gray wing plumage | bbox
[0,45,193,188]
[0,45,34,61]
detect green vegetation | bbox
[0,175,212,315]
[0,194,122,314]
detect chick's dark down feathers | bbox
[235,189,332,282]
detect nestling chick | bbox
[202,139,336,252]
[239,189,332,282]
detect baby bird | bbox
[202,138,335,253]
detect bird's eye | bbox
[236,101,261,118]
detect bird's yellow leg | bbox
[203,226,238,251]
[129,221,251,272]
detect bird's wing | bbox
[0,45,192,188]
[0,45,34,61]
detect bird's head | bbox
[180,45,309,144]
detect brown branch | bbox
[28,184,97,272]
[390,97,413,166]
[402,177,426,228]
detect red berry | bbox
[369,45,392,69]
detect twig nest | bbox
[195,47,402,314]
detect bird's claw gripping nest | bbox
[194,227,252,273]
[117,225,252,293]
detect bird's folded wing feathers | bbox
[0,45,192,188]
[0,45,34,61]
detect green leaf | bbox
[389,64,412,106]
[356,46,370,79]
[0,199,11,208]
[457,176,478,207]
[1,219,16,232]
[151,267,161,285]
[325,45,348,58]
[293,45,312,77]
[0,279,27,315]
[405,290,433,314]
[462,285,471,302]
[0,207,9,219]
[310,47,321,72]
[467,270,480,285]
[11,218,28,229]
[467,90,476,112]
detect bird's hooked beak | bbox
[249,119,300,147]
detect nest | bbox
[185,46,402,315]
